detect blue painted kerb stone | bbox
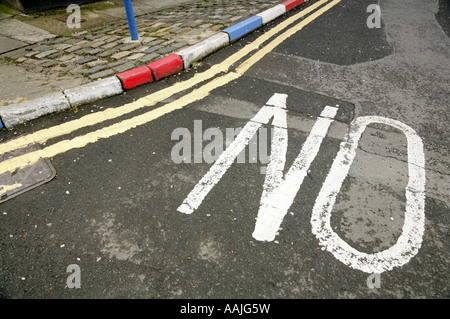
[223,15,263,42]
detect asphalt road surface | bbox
[0,0,449,306]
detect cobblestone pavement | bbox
[1,0,282,101]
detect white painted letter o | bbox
[311,116,426,273]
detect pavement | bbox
[0,0,283,121]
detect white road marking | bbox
[253,105,338,241]
[178,94,427,273]
[178,93,338,243]
[177,93,289,215]
[310,116,426,274]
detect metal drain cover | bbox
[0,143,56,203]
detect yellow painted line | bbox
[0,182,23,195]
[0,0,341,176]
[0,0,327,157]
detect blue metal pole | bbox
[123,0,138,40]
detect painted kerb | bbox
[0,0,309,129]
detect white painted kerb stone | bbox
[177,32,230,69]
[0,92,70,128]
[257,4,287,25]
[64,76,123,107]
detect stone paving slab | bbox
[0,0,282,107]
[0,34,26,53]
[0,18,57,44]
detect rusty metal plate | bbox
[0,143,56,203]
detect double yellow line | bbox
[0,0,341,176]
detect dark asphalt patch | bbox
[274,0,393,65]
[436,0,450,38]
[209,74,355,124]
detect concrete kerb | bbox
[222,15,263,42]
[258,4,288,25]
[116,66,153,90]
[64,76,124,107]
[0,92,70,128]
[177,32,230,70]
[0,0,307,130]
[147,54,184,81]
